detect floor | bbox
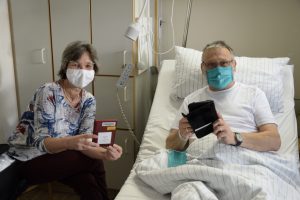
[18,182,119,200]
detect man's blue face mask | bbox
[206,66,233,90]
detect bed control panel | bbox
[116,64,133,88]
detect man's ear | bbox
[232,59,237,72]
[201,63,206,73]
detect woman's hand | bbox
[104,144,123,161]
[66,134,98,151]
[213,113,235,145]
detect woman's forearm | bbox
[43,135,107,159]
[43,137,70,153]
[81,146,107,160]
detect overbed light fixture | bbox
[125,0,149,41]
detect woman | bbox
[7,41,122,200]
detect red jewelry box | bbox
[93,120,117,147]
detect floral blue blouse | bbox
[8,82,96,161]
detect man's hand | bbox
[166,117,194,151]
[213,113,236,145]
[212,113,280,151]
[178,117,193,140]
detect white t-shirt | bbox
[171,82,276,138]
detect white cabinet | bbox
[10,0,53,112]
[91,1,138,190]
[91,0,133,76]
[9,0,154,190]
[50,0,91,81]
[104,130,134,189]
[94,77,134,129]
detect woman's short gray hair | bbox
[58,41,99,79]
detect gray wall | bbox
[159,0,300,99]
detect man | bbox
[166,40,281,152]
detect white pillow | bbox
[172,46,204,99]
[171,46,290,113]
[280,65,294,105]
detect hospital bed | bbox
[115,54,299,199]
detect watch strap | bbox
[234,132,243,146]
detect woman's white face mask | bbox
[66,69,95,88]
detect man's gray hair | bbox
[202,40,234,55]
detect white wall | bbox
[0,0,19,142]
[159,0,300,99]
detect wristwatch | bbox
[234,132,243,146]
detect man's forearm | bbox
[238,124,281,151]
[166,129,189,151]
[240,131,281,152]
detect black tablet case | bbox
[182,100,218,138]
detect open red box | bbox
[93,120,117,147]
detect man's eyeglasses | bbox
[68,61,95,70]
[202,60,233,69]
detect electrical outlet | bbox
[116,64,133,88]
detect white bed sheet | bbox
[115,60,299,200]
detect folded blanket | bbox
[135,134,300,200]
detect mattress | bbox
[115,60,299,200]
